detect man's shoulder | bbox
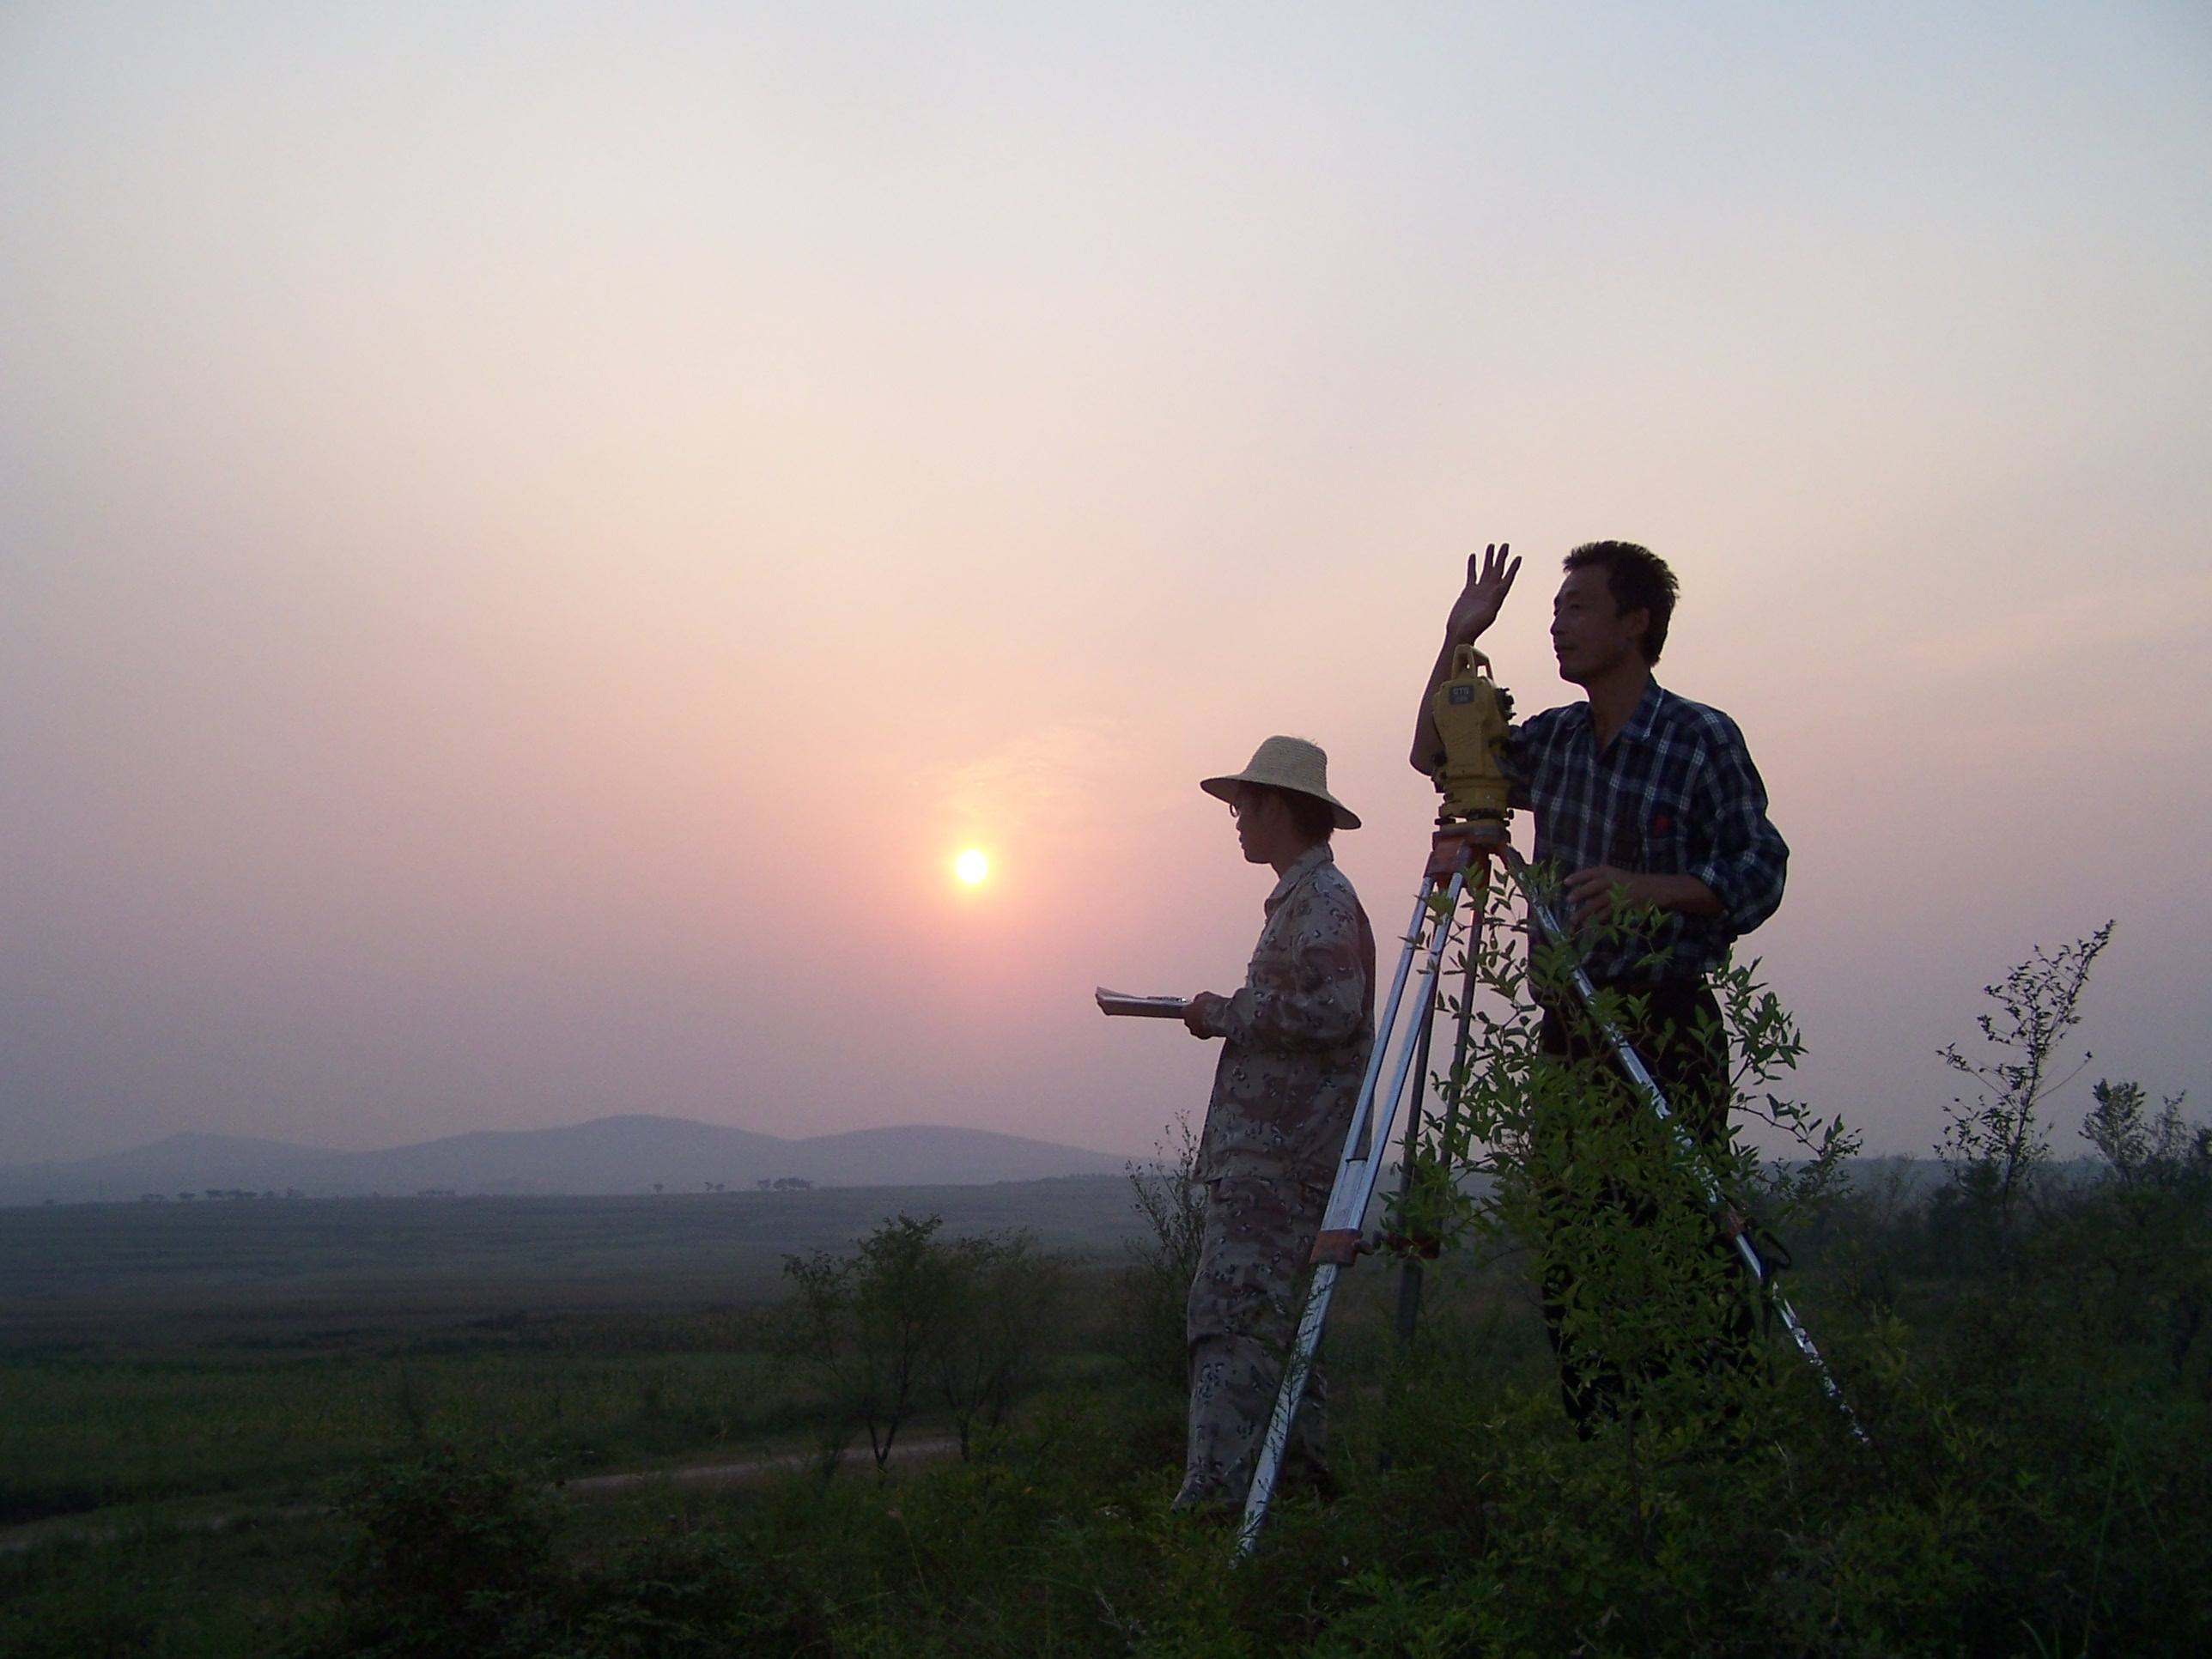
[1519,701,1587,742]
[1300,862,1353,902]
[1649,685,1751,751]
[1303,853,1362,905]
[1279,851,1364,924]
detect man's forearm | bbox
[1563,865,1724,928]
[1645,872,1723,919]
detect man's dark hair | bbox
[1255,784,1336,844]
[1563,540,1680,664]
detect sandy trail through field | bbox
[0,1434,963,1557]
[560,1433,960,1494]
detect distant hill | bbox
[0,1115,1140,1206]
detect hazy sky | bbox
[5,3,2209,1167]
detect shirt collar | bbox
[1583,677,1666,754]
[1264,843,1335,915]
[1619,678,1666,745]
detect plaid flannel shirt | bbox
[1506,679,1787,987]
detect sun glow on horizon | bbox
[954,848,990,885]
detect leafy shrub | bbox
[1935,922,2113,1266]
[557,1528,830,1658]
[1115,1112,1206,1394]
[325,1443,559,1657]
[781,1213,1068,1469]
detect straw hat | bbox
[1200,736,1361,830]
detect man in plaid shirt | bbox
[1410,539,1788,1428]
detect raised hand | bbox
[1446,542,1521,644]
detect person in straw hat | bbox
[1173,735,1376,1513]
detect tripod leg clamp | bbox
[1310,1228,1365,1267]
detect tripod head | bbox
[1429,643,1515,836]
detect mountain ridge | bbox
[0,1115,1139,1205]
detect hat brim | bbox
[1199,774,1361,831]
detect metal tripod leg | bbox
[1389,975,1440,1346]
[1437,863,1486,1162]
[1392,860,1490,1346]
[1233,854,1478,1559]
[1500,846,1868,1443]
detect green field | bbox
[0,1182,1160,1529]
[0,1178,1150,1313]
[3,1146,2207,1656]
[0,1176,1441,1655]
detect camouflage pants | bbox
[1176,1173,1329,1510]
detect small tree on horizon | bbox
[783,1214,962,1472]
[1936,921,2114,1257]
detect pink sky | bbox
[4,3,2209,1164]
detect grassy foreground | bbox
[6,1045,2210,1659]
[9,932,2202,1652]
[5,1202,2209,1657]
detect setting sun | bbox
[954,848,989,885]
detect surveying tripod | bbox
[1231,647,1863,1560]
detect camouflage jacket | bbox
[1195,845,1377,1188]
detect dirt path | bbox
[0,1434,963,1558]
[562,1433,959,1495]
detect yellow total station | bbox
[1430,644,1515,823]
